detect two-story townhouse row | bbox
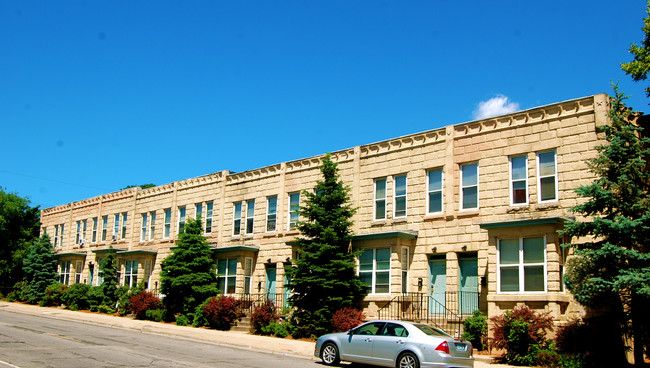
[41,94,610,330]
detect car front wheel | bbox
[397,351,419,368]
[320,342,340,366]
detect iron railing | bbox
[235,293,286,315]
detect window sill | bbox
[285,229,300,236]
[423,213,445,221]
[535,202,559,210]
[457,209,479,218]
[488,292,572,303]
[262,232,278,238]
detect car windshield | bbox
[414,324,452,337]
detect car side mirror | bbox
[347,330,354,335]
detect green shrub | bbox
[250,299,278,334]
[7,281,29,302]
[202,295,243,330]
[462,310,487,350]
[62,283,91,310]
[261,321,290,338]
[40,283,67,307]
[489,304,554,365]
[96,304,115,314]
[87,286,105,312]
[145,308,166,322]
[175,314,190,326]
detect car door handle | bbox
[396,340,405,344]
[365,338,373,342]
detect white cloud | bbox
[473,95,520,120]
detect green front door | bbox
[266,265,277,301]
[428,257,446,314]
[459,255,478,315]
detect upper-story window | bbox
[394,174,407,218]
[266,196,277,232]
[91,217,98,243]
[246,199,255,235]
[75,220,86,245]
[163,208,172,239]
[537,151,558,203]
[427,169,443,214]
[140,213,148,242]
[205,201,213,234]
[149,211,156,240]
[121,212,128,239]
[510,156,528,205]
[101,216,108,242]
[498,236,546,293]
[374,178,387,220]
[233,202,242,236]
[177,206,186,234]
[54,224,62,247]
[461,163,479,210]
[113,214,120,240]
[288,193,300,230]
[195,203,203,221]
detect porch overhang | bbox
[53,252,86,258]
[479,217,570,230]
[212,245,260,254]
[91,248,127,254]
[352,230,418,241]
[117,250,157,256]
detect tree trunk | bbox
[631,292,647,367]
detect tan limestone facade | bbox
[41,94,609,325]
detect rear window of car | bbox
[414,324,452,337]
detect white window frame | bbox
[510,155,529,206]
[266,196,277,232]
[163,208,172,239]
[74,261,83,284]
[113,214,120,240]
[177,206,186,235]
[217,258,237,295]
[288,192,300,230]
[195,203,203,221]
[401,247,409,294]
[537,150,558,203]
[140,213,148,242]
[101,216,108,242]
[374,178,387,221]
[149,211,156,240]
[76,221,82,245]
[359,247,391,295]
[394,174,407,218]
[123,260,138,288]
[497,236,547,294]
[54,225,60,248]
[121,212,128,240]
[426,168,444,214]
[205,201,213,234]
[245,199,255,235]
[244,257,253,294]
[91,217,98,243]
[59,261,71,285]
[460,162,479,210]
[232,202,242,236]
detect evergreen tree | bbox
[622,1,650,99]
[98,247,120,307]
[560,87,650,366]
[160,217,218,316]
[22,233,58,304]
[288,153,367,338]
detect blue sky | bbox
[1,1,648,210]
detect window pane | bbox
[523,237,545,263]
[462,163,478,186]
[376,248,391,265]
[217,259,227,276]
[524,266,545,291]
[359,272,372,288]
[462,187,478,209]
[499,239,519,264]
[428,169,442,190]
[429,192,442,213]
[228,258,237,274]
[395,197,406,217]
[500,268,519,292]
[375,179,386,198]
[513,181,527,203]
[540,177,556,201]
[227,277,236,294]
[395,175,406,196]
[359,250,373,271]
[375,200,386,220]
[511,156,527,180]
[376,272,390,293]
[538,151,556,177]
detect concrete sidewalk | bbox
[0,301,508,368]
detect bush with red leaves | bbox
[332,307,365,332]
[202,295,244,330]
[489,304,554,363]
[250,299,278,334]
[128,290,162,320]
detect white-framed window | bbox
[74,261,83,284]
[113,214,120,240]
[288,193,300,230]
[427,168,443,214]
[498,236,547,293]
[245,199,255,235]
[217,258,237,294]
[123,260,138,288]
[461,162,479,210]
[140,213,148,242]
[401,247,409,293]
[266,196,277,232]
[163,208,172,239]
[54,224,60,247]
[537,150,558,203]
[359,247,391,294]
[394,174,407,218]
[149,211,156,240]
[76,220,86,245]
[101,216,108,242]
[244,257,253,294]
[121,212,128,239]
[91,218,98,243]
[205,201,213,234]
[177,206,186,234]
[59,261,71,285]
[374,178,387,220]
[233,202,242,236]
[76,221,82,245]
[195,203,203,221]
[510,156,528,205]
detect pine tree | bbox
[160,217,218,316]
[560,87,650,366]
[98,247,120,307]
[22,233,58,304]
[622,1,650,99]
[288,153,367,338]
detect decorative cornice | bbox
[359,128,446,158]
[227,164,282,185]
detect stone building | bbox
[40,93,609,328]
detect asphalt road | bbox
[0,309,316,368]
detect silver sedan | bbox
[314,320,473,368]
